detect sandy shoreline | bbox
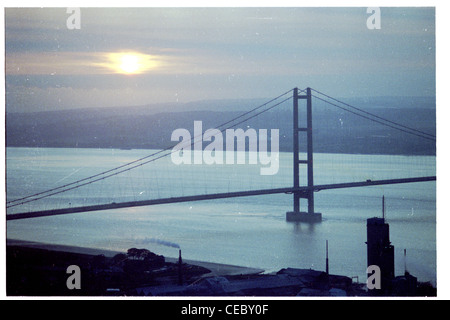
[6,238,265,277]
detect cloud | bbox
[5,7,436,111]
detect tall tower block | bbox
[366,217,395,295]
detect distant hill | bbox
[5,96,436,156]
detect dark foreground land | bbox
[7,244,209,296]
[6,243,436,297]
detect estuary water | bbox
[6,147,436,286]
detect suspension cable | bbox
[7,89,293,208]
[311,94,436,142]
[311,88,436,140]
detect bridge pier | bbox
[287,87,322,223]
[286,211,322,223]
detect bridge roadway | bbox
[6,176,436,220]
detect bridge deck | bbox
[6,176,436,220]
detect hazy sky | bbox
[5,7,435,112]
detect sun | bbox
[106,52,159,75]
[119,54,141,74]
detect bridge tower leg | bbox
[286,87,322,223]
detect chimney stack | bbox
[326,240,329,275]
[178,249,183,285]
[404,249,409,276]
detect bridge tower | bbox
[286,87,322,222]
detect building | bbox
[366,217,395,295]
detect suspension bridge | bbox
[6,87,436,222]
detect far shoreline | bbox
[4,145,436,157]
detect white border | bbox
[1,0,447,300]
